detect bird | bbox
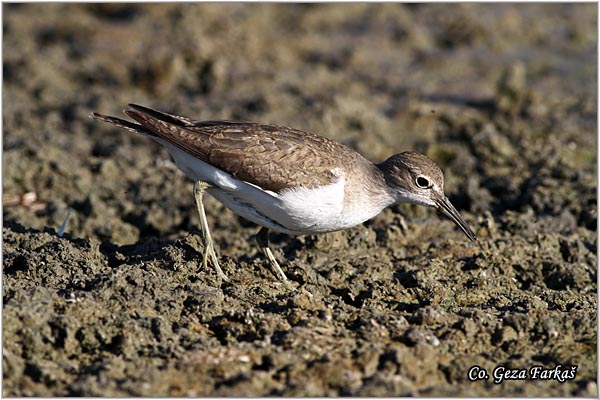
[91,104,476,285]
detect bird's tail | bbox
[89,111,152,136]
[126,103,196,126]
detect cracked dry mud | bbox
[3,3,597,397]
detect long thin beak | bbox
[435,195,477,241]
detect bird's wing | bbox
[97,104,365,193]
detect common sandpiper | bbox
[91,104,476,284]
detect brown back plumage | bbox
[92,104,369,193]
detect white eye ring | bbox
[416,176,431,189]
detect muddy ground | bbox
[2,3,597,397]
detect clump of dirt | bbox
[3,3,597,396]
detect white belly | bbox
[208,178,348,235]
[157,138,391,235]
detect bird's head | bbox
[378,151,476,241]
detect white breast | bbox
[207,174,350,235]
[275,177,346,232]
[155,138,393,235]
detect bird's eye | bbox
[416,176,431,188]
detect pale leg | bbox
[194,181,229,282]
[256,227,291,287]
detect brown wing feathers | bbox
[92,105,361,192]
